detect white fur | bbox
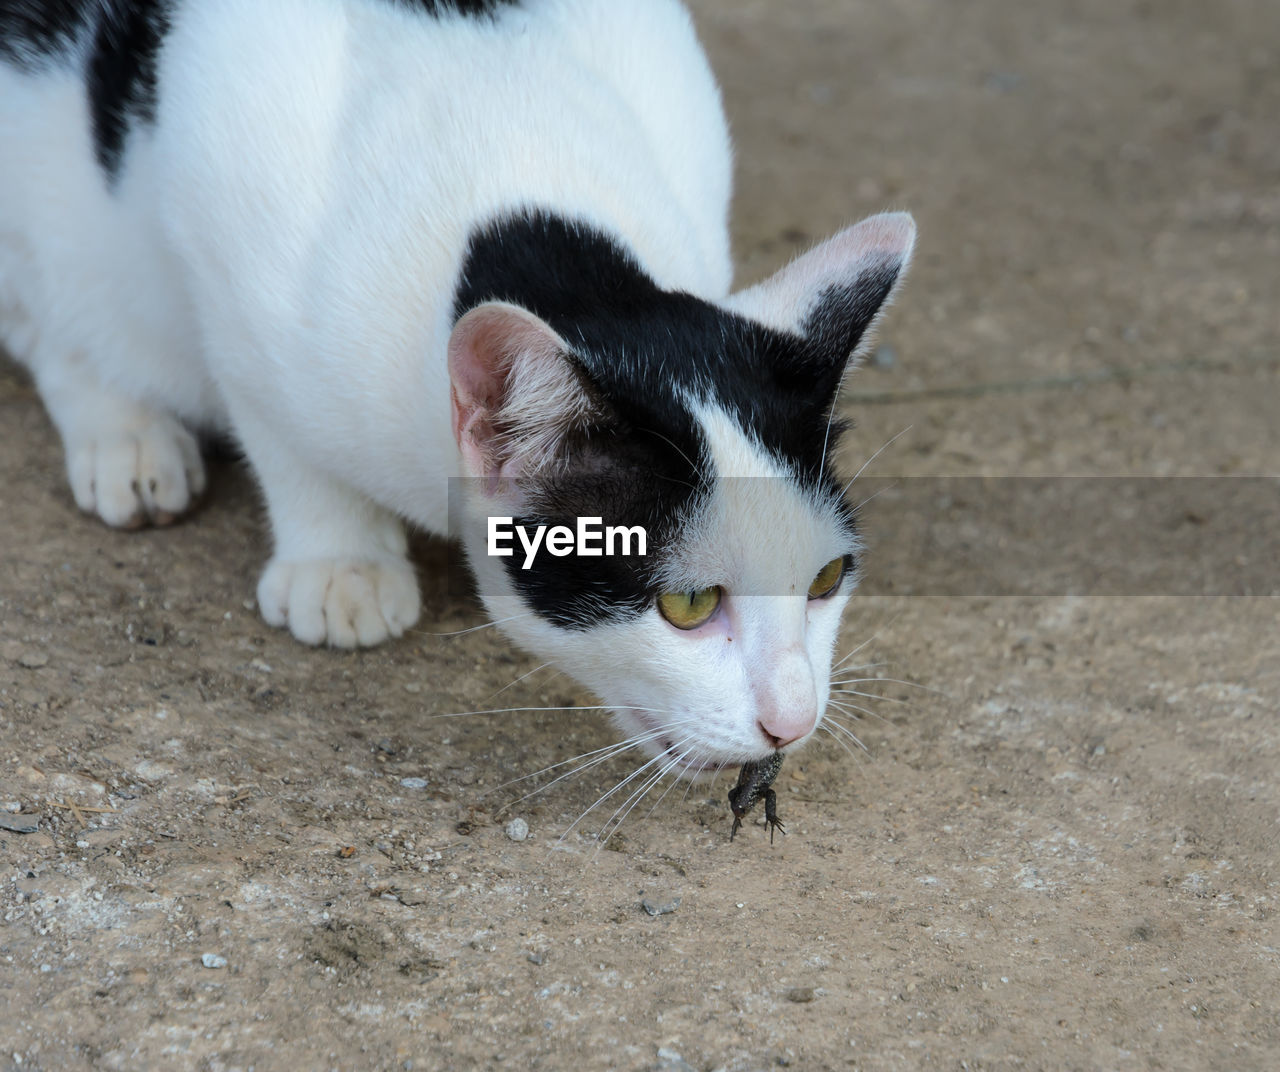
[2,0,911,769]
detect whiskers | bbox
[820,629,939,769]
[410,609,538,639]
[559,727,707,853]
[839,425,912,500]
[436,693,712,850]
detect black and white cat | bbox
[1,0,914,773]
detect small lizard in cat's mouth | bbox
[728,753,786,843]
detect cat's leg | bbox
[228,407,421,648]
[28,341,206,529]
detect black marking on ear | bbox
[802,259,903,365]
[87,0,170,180]
[0,0,95,67]
[387,0,522,17]
[456,210,865,629]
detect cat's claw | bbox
[66,414,206,528]
[257,557,421,648]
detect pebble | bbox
[504,818,529,842]
[870,343,897,368]
[984,70,1025,93]
[640,897,681,917]
[654,1048,697,1072]
[399,777,429,790]
[785,986,817,1003]
[2,801,21,813]
[201,954,228,970]
[17,651,48,669]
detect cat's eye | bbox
[808,556,847,600]
[657,587,722,630]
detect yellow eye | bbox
[808,556,846,600]
[657,586,722,630]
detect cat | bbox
[0,0,914,775]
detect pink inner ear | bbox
[448,312,507,450]
[834,211,917,264]
[447,301,572,480]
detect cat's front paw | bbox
[66,414,206,528]
[257,556,421,648]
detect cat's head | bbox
[449,211,914,773]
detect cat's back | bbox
[157,0,730,291]
[1,0,732,408]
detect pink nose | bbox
[757,709,816,750]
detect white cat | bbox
[0,0,914,775]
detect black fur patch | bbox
[454,211,886,628]
[389,0,521,17]
[87,0,170,178]
[0,0,95,66]
[0,1,169,180]
[803,262,902,363]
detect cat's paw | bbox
[66,414,206,528]
[257,556,421,648]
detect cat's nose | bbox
[757,708,816,750]
[753,648,817,748]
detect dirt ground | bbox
[2,0,1278,1068]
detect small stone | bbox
[399,777,429,790]
[654,1048,697,1072]
[201,954,228,970]
[17,651,48,669]
[2,801,21,813]
[640,897,681,917]
[984,70,1024,93]
[785,986,817,1003]
[504,818,529,842]
[869,343,897,368]
[526,952,545,965]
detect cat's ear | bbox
[728,211,916,366]
[448,301,603,484]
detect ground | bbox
[2,0,1278,1069]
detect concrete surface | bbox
[2,0,1277,1068]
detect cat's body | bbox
[2,0,914,774]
